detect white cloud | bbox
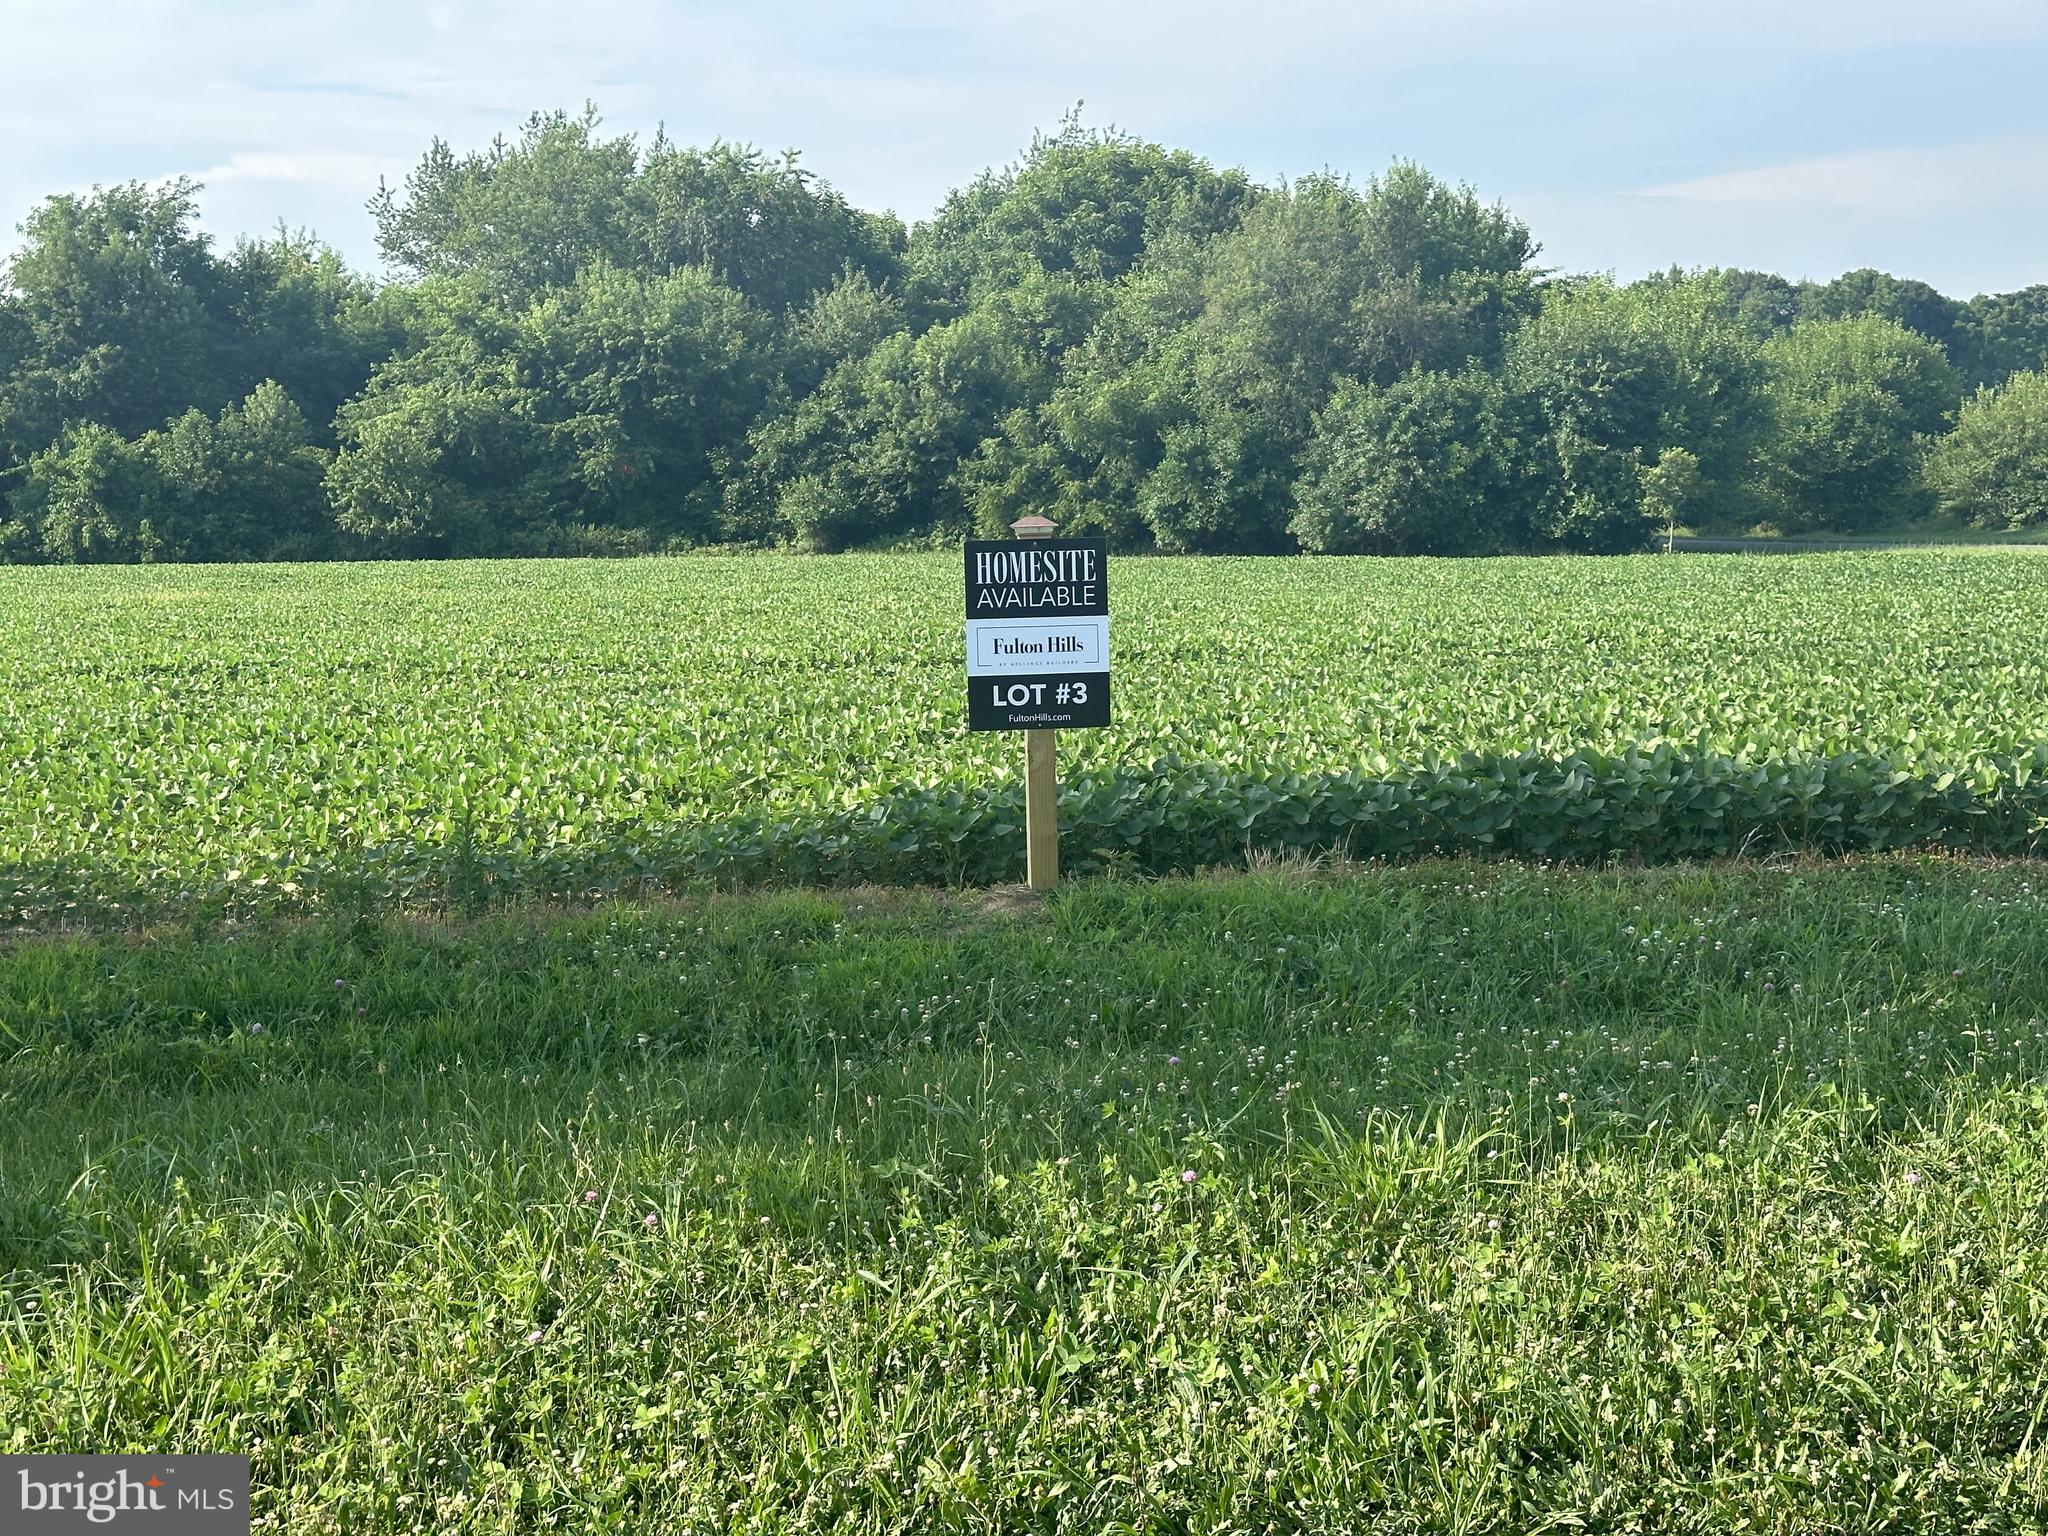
[186,151,392,189]
[1641,135,2048,216]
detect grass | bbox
[6,855,2048,1532]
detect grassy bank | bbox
[4,858,2048,1532]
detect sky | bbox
[4,0,2047,297]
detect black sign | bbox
[964,537,1111,730]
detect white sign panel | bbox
[965,617,1111,676]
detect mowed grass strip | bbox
[4,857,2048,1532]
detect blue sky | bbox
[5,0,2047,296]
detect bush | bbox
[1291,369,1545,555]
[3,383,332,563]
[140,381,333,561]
[4,423,152,561]
[1923,370,2048,530]
[1758,315,1962,532]
[1506,274,1766,530]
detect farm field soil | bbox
[7,549,2048,926]
[4,857,2048,1532]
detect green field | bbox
[7,550,2048,926]
[4,861,2048,1531]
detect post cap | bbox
[1010,514,1058,539]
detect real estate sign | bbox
[963,538,1111,731]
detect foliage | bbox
[131,381,333,561]
[3,111,2047,560]
[5,551,2048,926]
[6,862,2048,1529]
[1923,369,2048,530]
[3,421,153,562]
[732,310,1044,550]
[1,381,331,562]
[905,112,1254,318]
[371,105,902,311]
[218,229,395,444]
[328,265,777,554]
[963,166,1538,554]
[1953,285,2048,389]
[0,184,380,474]
[0,180,235,446]
[1708,267,1805,335]
[782,267,910,394]
[1802,267,1963,356]
[1291,368,1547,554]
[1757,315,1963,532]
[1639,444,1704,543]
[1506,273,1765,539]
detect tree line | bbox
[3,107,2046,563]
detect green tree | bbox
[371,108,645,297]
[4,422,152,561]
[1539,429,1661,553]
[1188,166,1535,398]
[0,180,236,446]
[1758,314,1963,531]
[139,381,334,561]
[1952,286,2048,389]
[372,107,900,311]
[1715,269,1805,335]
[1803,269,1961,356]
[3,382,335,563]
[330,266,776,554]
[0,294,37,479]
[326,374,544,554]
[735,311,1040,550]
[782,267,909,395]
[523,263,778,537]
[907,115,1255,319]
[218,231,393,444]
[1291,368,1548,554]
[1506,274,1765,535]
[640,140,903,313]
[979,165,1538,553]
[1922,370,2048,529]
[1640,445,1704,550]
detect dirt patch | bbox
[958,883,1049,921]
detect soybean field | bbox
[6,549,2048,924]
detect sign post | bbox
[964,516,1111,892]
[1025,723,1058,891]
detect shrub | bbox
[1923,370,2048,530]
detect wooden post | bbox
[1012,513,1059,891]
[1025,726,1058,891]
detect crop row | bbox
[5,551,2047,922]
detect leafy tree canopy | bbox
[371,106,903,311]
[3,106,2044,563]
[1292,367,1550,555]
[1953,286,2048,390]
[1923,369,2048,530]
[1759,314,1963,531]
[1,180,234,444]
[1508,273,1764,531]
[906,112,1255,317]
